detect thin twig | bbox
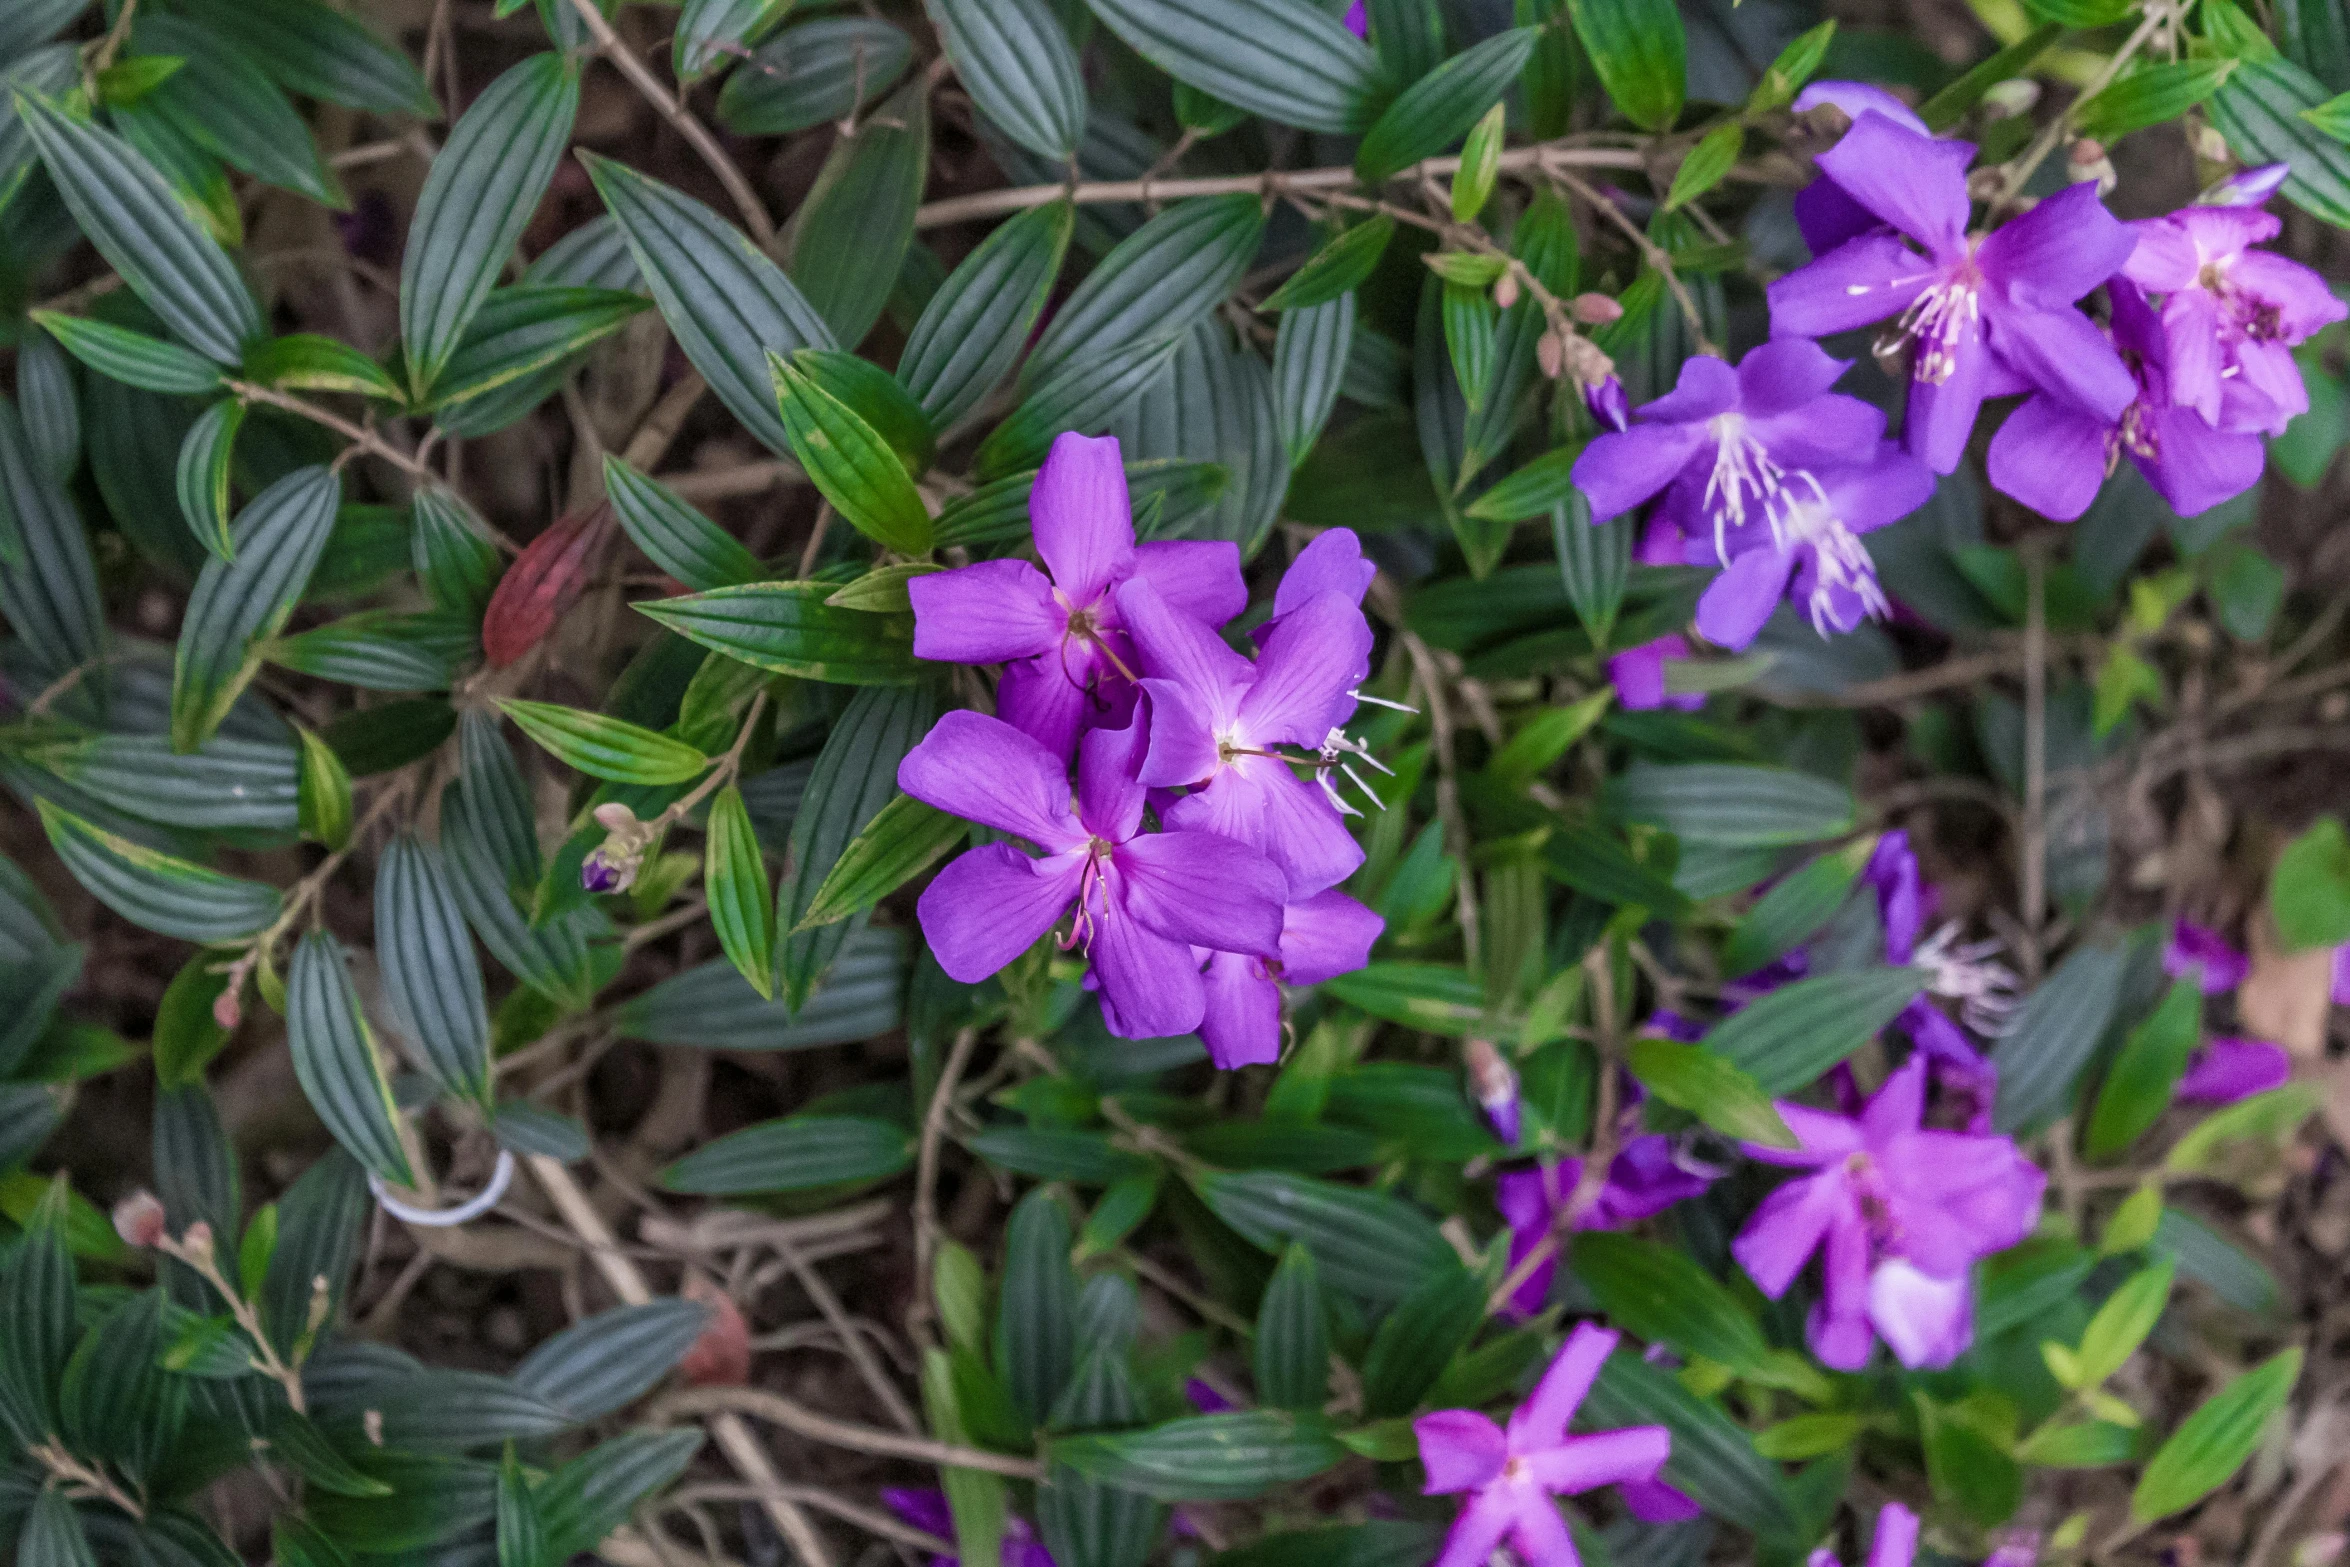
[774,1240,922,1435]
[1402,632,1481,968]
[1997,4,2172,208]
[656,1386,1046,1480]
[1545,165,1719,355]
[666,1484,952,1556]
[227,382,440,486]
[912,1027,979,1339]
[2020,540,2049,982]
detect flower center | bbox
[1912,922,2023,1036]
[1844,1152,1901,1244]
[1890,255,1984,384]
[1703,412,1787,556]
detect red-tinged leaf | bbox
[679,1275,751,1387]
[483,506,614,667]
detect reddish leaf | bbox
[679,1273,752,1387]
[482,505,614,667]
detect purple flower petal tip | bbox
[2177,1037,2293,1104]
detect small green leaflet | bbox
[496,699,713,786]
[704,785,776,999]
[794,792,965,931]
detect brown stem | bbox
[911,1027,979,1341]
[658,1386,1045,1480]
[1544,165,1720,356]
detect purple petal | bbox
[1117,577,1252,729]
[2160,286,2227,424]
[1736,337,1855,416]
[1748,393,1889,473]
[1520,1427,1670,1495]
[910,560,1063,664]
[2335,944,2350,1006]
[1734,1171,1848,1298]
[1076,713,1150,843]
[2233,249,2349,340]
[2177,1038,2292,1104]
[1415,1410,1509,1494]
[1985,394,2111,522]
[1866,1260,1972,1369]
[1767,231,1939,338]
[1867,1503,1922,1567]
[1135,678,1224,789]
[1695,546,1795,651]
[1794,80,1930,136]
[1344,0,1368,37]
[1864,830,1923,962]
[899,711,1086,850]
[882,1489,957,1538]
[1861,1053,1929,1145]
[1497,1163,1567,1234]
[1979,181,2134,305]
[2222,339,2307,435]
[2137,406,2266,518]
[1165,756,1365,898]
[1902,320,1992,475]
[1987,303,2135,422]
[1278,889,1383,984]
[1508,1322,1618,1451]
[1199,950,1280,1068]
[998,646,1119,763]
[1620,1479,1704,1524]
[1130,540,1247,630]
[1240,591,1372,747]
[1111,829,1287,958]
[1571,423,1710,525]
[916,845,1085,983]
[1813,115,1974,254]
[1088,897,1206,1039]
[1185,1377,1236,1413]
[1793,179,1887,257]
[2163,920,2249,993]
[1431,1489,1517,1567]
[1031,431,1135,606]
[1807,1297,1876,1372]
[1607,639,1671,711]
[2201,161,2291,207]
[2122,216,2203,290]
[1505,1491,1583,1567]
[1636,352,1742,422]
[1273,528,1377,620]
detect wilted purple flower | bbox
[2178,1037,2293,1104]
[1496,1142,1720,1319]
[2198,161,2291,208]
[2123,205,2346,434]
[2163,919,2250,993]
[883,1489,1056,1567]
[581,848,632,895]
[899,711,1287,1040]
[1414,1324,1673,1567]
[1767,114,2136,475]
[1811,1502,1921,1567]
[1686,442,1932,648]
[1607,635,1703,712]
[1987,280,2268,522]
[1122,576,1371,898]
[1197,890,1383,1068]
[1733,1054,2044,1371]
[909,433,1246,759]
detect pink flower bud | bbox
[1570,291,1624,326]
[112,1191,167,1249]
[1536,331,1566,380]
[1492,271,1520,311]
[212,985,242,1032]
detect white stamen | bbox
[1912,921,2024,1036]
[1703,412,1788,561]
[1351,689,1419,713]
[1893,269,1983,384]
[1776,491,1891,635]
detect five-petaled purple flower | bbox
[1768,113,2137,476]
[1197,889,1384,1068]
[909,433,1245,760]
[1414,1323,1674,1567]
[1733,1053,2044,1371]
[1812,1502,1921,1567]
[899,711,1289,1040]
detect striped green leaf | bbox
[497,699,712,786]
[376,836,494,1108]
[602,455,766,592]
[174,398,244,563]
[662,1114,914,1193]
[171,466,343,751]
[31,310,224,395]
[899,199,1074,432]
[35,799,281,944]
[1085,0,1393,134]
[704,785,775,1000]
[287,930,413,1187]
[925,0,1086,160]
[636,582,918,685]
[770,354,934,554]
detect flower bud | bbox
[1492,271,1521,311]
[582,845,640,895]
[1979,78,2040,119]
[592,801,640,833]
[2200,160,2291,207]
[211,983,242,1032]
[2067,137,2116,195]
[1584,374,1630,433]
[180,1220,214,1262]
[1569,291,1623,326]
[1465,1039,1522,1146]
[1536,331,1566,380]
[112,1190,167,1249]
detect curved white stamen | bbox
[1893,265,1983,384]
[1777,491,1890,634]
[1704,412,1787,561]
[1912,921,2024,1037]
[370,1148,517,1228]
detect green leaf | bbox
[35,799,280,943]
[924,1347,1011,1567]
[2014,1419,2139,1468]
[441,785,609,1013]
[715,17,913,136]
[825,561,944,613]
[1356,28,1537,181]
[705,785,775,1000]
[1625,1036,1797,1148]
[1467,445,1582,522]
[1993,935,2132,1134]
[1442,280,1496,415]
[244,334,404,401]
[784,80,928,349]
[1916,1391,2022,1528]
[15,91,262,362]
[297,728,354,851]
[376,836,495,1107]
[154,954,232,1088]
[2085,975,2203,1160]
[497,698,712,786]
[174,398,244,563]
[1254,1244,1329,1411]
[31,310,222,395]
[900,199,1075,432]
[264,607,473,691]
[794,349,939,475]
[1053,1411,1349,1501]
[1606,762,1856,847]
[794,792,963,931]
[1571,1231,1771,1373]
[1567,0,1687,130]
[2166,1083,2320,1174]
[1360,1262,1482,1417]
[1746,18,1836,111]
[0,1175,74,1449]
[1264,214,1396,312]
[514,1300,713,1420]
[174,0,437,117]
[1919,22,2065,131]
[497,1446,545,1567]
[926,0,1086,160]
[967,1126,1154,1185]
[2210,56,2350,228]
[2270,815,2350,948]
[287,930,413,1187]
[1577,1347,1801,1540]
[674,0,794,80]
[2131,1348,2302,1521]
[771,353,934,554]
[615,932,903,1049]
[538,1433,705,1563]
[662,1114,915,1193]
[130,13,343,206]
[1667,120,1743,209]
[429,286,649,409]
[1541,817,1688,915]
[1192,1170,1453,1303]
[0,1,86,61]
[602,455,766,592]
[2077,59,2236,141]
[1085,0,1393,134]
[172,465,343,751]
[585,151,838,458]
[1320,961,1490,1035]
[639,584,917,686]
[400,53,580,395]
[1028,194,1267,387]
[412,489,503,614]
[1274,293,1356,467]
[0,394,102,662]
[977,335,1186,478]
[996,1190,1080,1426]
[1452,102,1506,222]
[1724,836,1875,977]
[62,1290,182,1487]
[17,1489,95,1567]
[2073,1257,2175,1387]
[1703,967,1928,1096]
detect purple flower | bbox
[2163,919,2250,993]
[2122,205,2346,435]
[1767,114,2136,475]
[1811,1503,1921,1567]
[1732,1054,2044,1371]
[1862,830,1929,964]
[1607,635,1703,712]
[1121,575,1371,898]
[1987,280,2269,522]
[1197,890,1384,1068]
[2199,162,2290,208]
[1414,1324,1673,1567]
[909,433,1246,759]
[1790,82,1932,256]
[1495,1141,1720,1319]
[883,1489,1056,1567]
[2178,1037,2293,1104]
[1585,374,1630,433]
[898,710,1288,1040]
[1684,442,1932,649]
[1344,0,1368,37]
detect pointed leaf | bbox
[174,398,244,563]
[1084,0,1393,133]
[287,930,413,1187]
[35,799,280,943]
[705,785,775,1000]
[172,466,342,750]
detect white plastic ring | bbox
[367,1147,516,1228]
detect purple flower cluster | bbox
[903,434,1383,1065]
[1575,90,2340,658]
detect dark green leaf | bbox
[704,785,775,999]
[1723,837,1873,977]
[795,792,963,931]
[785,81,929,349]
[1578,1348,1800,1540]
[662,1114,915,1193]
[376,836,494,1107]
[536,1431,705,1562]
[978,335,1186,478]
[1625,1036,1797,1148]
[1254,1244,1329,1411]
[926,0,1086,160]
[603,455,766,592]
[1361,1262,1482,1417]
[1085,0,1393,133]
[675,0,793,80]
[1605,762,1856,847]
[900,199,1075,431]
[1992,937,2130,1134]
[1355,27,1538,181]
[174,398,243,563]
[287,930,413,1186]
[1028,195,1265,386]
[172,466,342,750]
[2085,975,2202,1160]
[714,17,914,136]
[0,397,105,671]
[497,1445,545,1567]
[1571,1232,1769,1372]
[615,930,904,1049]
[30,310,223,395]
[1703,967,1927,1096]
[174,0,438,118]
[1567,0,1687,130]
[998,1190,1080,1426]
[1193,1170,1453,1303]
[0,1176,73,1448]
[1054,1411,1347,1501]
[1263,214,1395,312]
[2077,59,2237,141]
[2208,58,2350,225]
[771,354,934,553]
[1274,294,1355,467]
[17,1489,94,1567]
[130,14,343,206]
[35,799,280,943]
[412,489,503,614]
[514,1300,712,1420]
[969,1126,1152,1184]
[429,285,649,409]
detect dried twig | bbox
[657,1386,1046,1480]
